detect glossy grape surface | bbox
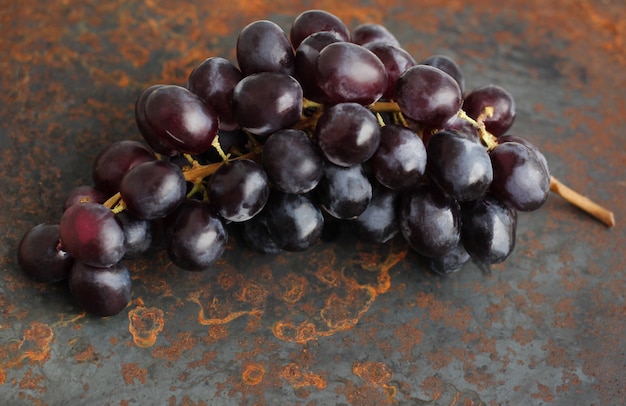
[316,42,388,105]
[92,140,155,196]
[135,84,177,156]
[427,129,493,201]
[207,159,270,222]
[18,223,74,283]
[498,135,550,176]
[395,65,462,128]
[63,185,108,212]
[119,160,187,220]
[237,20,295,76]
[262,129,323,194]
[461,197,517,264]
[294,31,343,103]
[351,23,400,46]
[463,84,516,137]
[264,191,324,251]
[316,162,372,220]
[368,124,426,191]
[420,55,465,95]
[59,202,126,268]
[349,182,399,244]
[289,9,350,48]
[400,183,461,258]
[69,261,131,317]
[363,42,415,99]
[116,212,152,258]
[144,85,219,155]
[489,141,550,211]
[187,57,243,131]
[241,213,283,254]
[315,103,381,167]
[232,72,303,137]
[166,200,228,271]
[427,242,471,275]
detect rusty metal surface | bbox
[1,0,625,404]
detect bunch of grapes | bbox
[17,10,614,317]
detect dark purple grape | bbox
[18,224,74,283]
[463,84,516,137]
[427,242,470,275]
[400,183,461,258]
[119,160,187,220]
[294,31,343,103]
[395,65,463,128]
[207,159,270,222]
[498,135,549,176]
[187,57,243,131]
[489,141,550,211]
[420,55,465,95]
[92,140,155,196]
[198,129,250,164]
[349,182,399,244]
[316,42,388,105]
[135,84,177,156]
[232,72,303,137]
[316,162,372,220]
[289,9,350,49]
[314,103,381,167]
[427,130,493,201]
[461,197,517,264]
[262,129,323,194]
[241,211,282,254]
[368,124,426,191]
[236,20,295,76]
[116,211,152,258]
[351,23,400,47]
[144,85,219,155]
[166,200,228,271]
[363,42,415,99]
[69,261,131,317]
[63,185,108,212]
[59,202,126,268]
[421,114,480,147]
[264,190,324,251]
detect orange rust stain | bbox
[421,375,445,401]
[73,345,98,363]
[281,362,327,390]
[280,273,307,304]
[18,369,46,393]
[128,306,165,348]
[234,282,267,306]
[511,326,536,346]
[121,362,148,385]
[1,322,54,373]
[188,292,263,326]
[152,332,198,362]
[241,362,265,386]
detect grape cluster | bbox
[17,10,553,317]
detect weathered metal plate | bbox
[1,1,624,404]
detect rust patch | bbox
[121,363,148,385]
[128,305,165,348]
[241,362,265,386]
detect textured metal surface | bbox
[1,0,625,404]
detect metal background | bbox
[1,0,624,404]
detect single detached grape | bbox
[187,57,243,131]
[69,261,132,317]
[166,200,228,271]
[461,197,517,264]
[489,141,550,211]
[59,202,126,268]
[18,223,74,283]
[207,159,270,222]
[395,64,463,128]
[316,162,372,220]
[92,140,155,196]
[262,129,323,194]
[316,42,388,105]
[264,191,324,251]
[314,103,381,167]
[236,20,295,76]
[463,84,516,137]
[427,129,493,201]
[400,183,461,258]
[232,72,303,137]
[368,124,426,191]
[120,160,187,220]
[290,9,350,49]
[144,85,219,155]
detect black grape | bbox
[69,261,132,317]
[18,223,74,283]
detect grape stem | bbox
[549,176,615,227]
